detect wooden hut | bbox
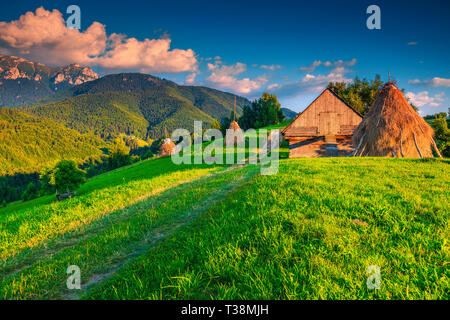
[352,82,442,158]
[282,88,362,157]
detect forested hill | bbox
[25,73,249,139]
[0,107,105,175]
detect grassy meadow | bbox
[0,147,448,299]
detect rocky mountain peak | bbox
[0,55,99,106]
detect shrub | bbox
[22,182,38,201]
[433,114,450,157]
[54,160,86,193]
[107,138,131,170]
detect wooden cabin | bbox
[282,88,362,157]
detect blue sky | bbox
[1,0,449,115]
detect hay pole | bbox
[357,143,367,157]
[412,132,423,158]
[431,138,443,158]
[351,133,366,157]
[399,130,404,157]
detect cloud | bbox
[184,72,198,85]
[0,7,198,73]
[431,77,450,87]
[267,83,280,90]
[205,56,221,63]
[268,67,353,98]
[407,41,418,45]
[300,58,357,73]
[406,91,445,107]
[299,60,322,73]
[205,61,268,94]
[408,77,450,87]
[260,64,282,71]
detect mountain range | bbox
[0,54,99,107]
[0,54,296,175]
[23,72,248,139]
[0,55,249,174]
[281,107,297,118]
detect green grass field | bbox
[0,149,448,299]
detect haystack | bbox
[229,120,241,130]
[226,95,244,145]
[160,138,175,156]
[352,82,442,158]
[226,120,244,145]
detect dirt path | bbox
[64,165,258,300]
[0,166,238,279]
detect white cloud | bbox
[0,7,198,73]
[407,41,418,46]
[430,77,450,87]
[406,91,445,107]
[267,83,281,90]
[300,58,357,73]
[184,72,198,85]
[269,67,353,98]
[205,61,268,94]
[299,60,322,73]
[260,64,282,71]
[408,77,450,87]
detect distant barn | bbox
[282,88,362,157]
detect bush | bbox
[1,200,7,208]
[239,93,285,130]
[433,114,450,157]
[142,150,154,160]
[54,160,86,193]
[22,182,38,201]
[39,165,55,194]
[107,138,131,170]
[150,138,164,154]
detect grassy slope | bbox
[86,158,449,300]
[0,141,448,299]
[0,158,217,260]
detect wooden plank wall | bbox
[284,89,362,137]
[288,136,356,158]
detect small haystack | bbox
[352,82,442,158]
[160,138,175,156]
[225,96,244,145]
[226,120,244,145]
[229,120,241,131]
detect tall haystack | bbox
[352,82,442,158]
[226,120,244,145]
[160,138,175,156]
[225,96,244,145]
